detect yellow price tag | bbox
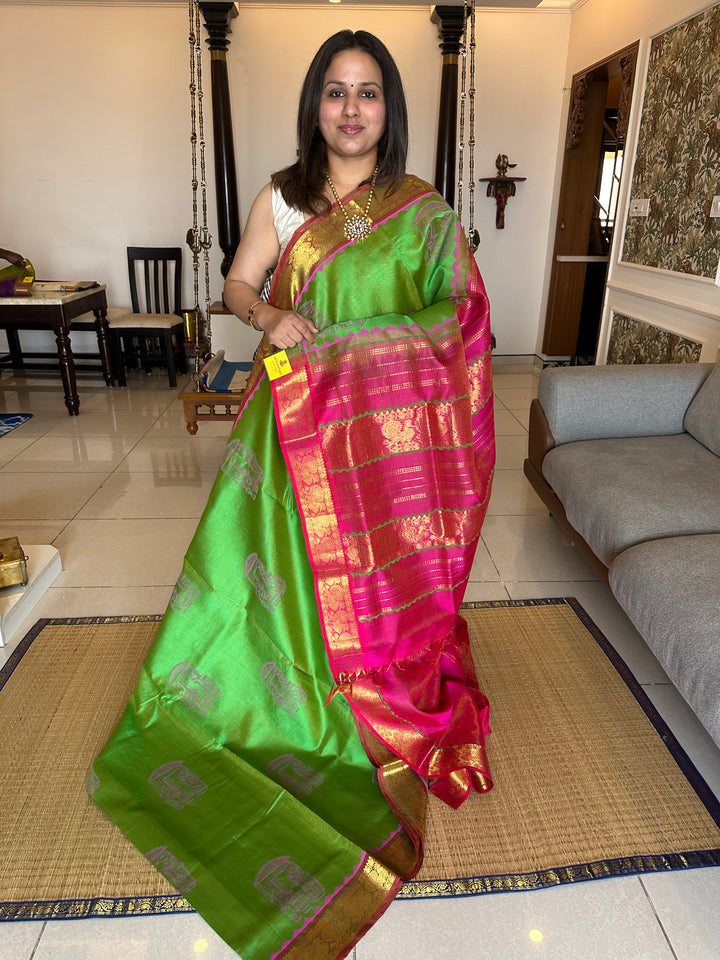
[263,350,292,381]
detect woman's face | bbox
[318,49,386,166]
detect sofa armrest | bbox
[527,398,555,474]
[538,363,714,445]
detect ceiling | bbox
[232,1,546,6]
[0,0,570,8]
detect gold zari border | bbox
[398,850,720,899]
[0,894,192,922]
[358,725,427,879]
[272,357,361,665]
[278,855,401,960]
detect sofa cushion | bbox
[684,362,720,456]
[538,363,713,445]
[609,534,720,749]
[542,434,720,565]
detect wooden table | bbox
[0,284,112,415]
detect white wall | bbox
[466,8,570,358]
[1,1,572,364]
[1,2,194,354]
[566,0,715,80]
[1,4,192,277]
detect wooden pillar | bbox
[199,1,240,277]
[431,5,466,207]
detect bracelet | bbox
[247,299,263,331]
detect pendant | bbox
[343,214,372,242]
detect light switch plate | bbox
[710,196,720,218]
[629,198,651,217]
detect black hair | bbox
[271,30,408,215]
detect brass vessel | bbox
[0,537,29,588]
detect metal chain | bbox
[467,0,479,252]
[457,0,479,252]
[195,0,212,357]
[188,0,213,386]
[457,0,468,224]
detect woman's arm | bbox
[223,183,318,349]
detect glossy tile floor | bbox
[1,360,719,960]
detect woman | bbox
[90,30,495,960]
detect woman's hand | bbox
[222,183,319,349]
[254,303,318,350]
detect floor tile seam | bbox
[99,430,152,485]
[66,390,186,483]
[509,410,529,432]
[638,877,681,960]
[503,575,601,584]
[486,499,547,514]
[50,518,74,548]
[0,469,118,522]
[27,920,47,960]
[75,512,209,521]
[0,427,57,469]
[136,396,185,444]
[61,516,203,529]
[468,582,511,599]
[111,467,225,476]
[479,534,504,582]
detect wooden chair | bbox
[72,246,187,388]
[111,247,187,388]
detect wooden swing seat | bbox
[179,389,245,435]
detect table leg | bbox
[7,328,24,368]
[93,304,114,387]
[53,322,80,415]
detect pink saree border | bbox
[269,178,493,806]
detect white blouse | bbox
[272,187,306,257]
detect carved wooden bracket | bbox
[566,74,589,150]
[617,48,638,141]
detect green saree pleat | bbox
[90,373,404,959]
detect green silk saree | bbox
[90,175,495,959]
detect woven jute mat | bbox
[1,600,719,920]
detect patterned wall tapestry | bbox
[621,4,720,277]
[607,313,703,364]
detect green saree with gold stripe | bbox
[90,175,495,959]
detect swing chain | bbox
[458,0,480,253]
[188,0,213,388]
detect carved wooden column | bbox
[199,1,240,277]
[431,5,466,207]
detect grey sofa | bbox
[524,362,720,749]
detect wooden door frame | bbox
[542,42,639,358]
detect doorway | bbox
[542,42,639,363]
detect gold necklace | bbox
[325,164,380,242]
